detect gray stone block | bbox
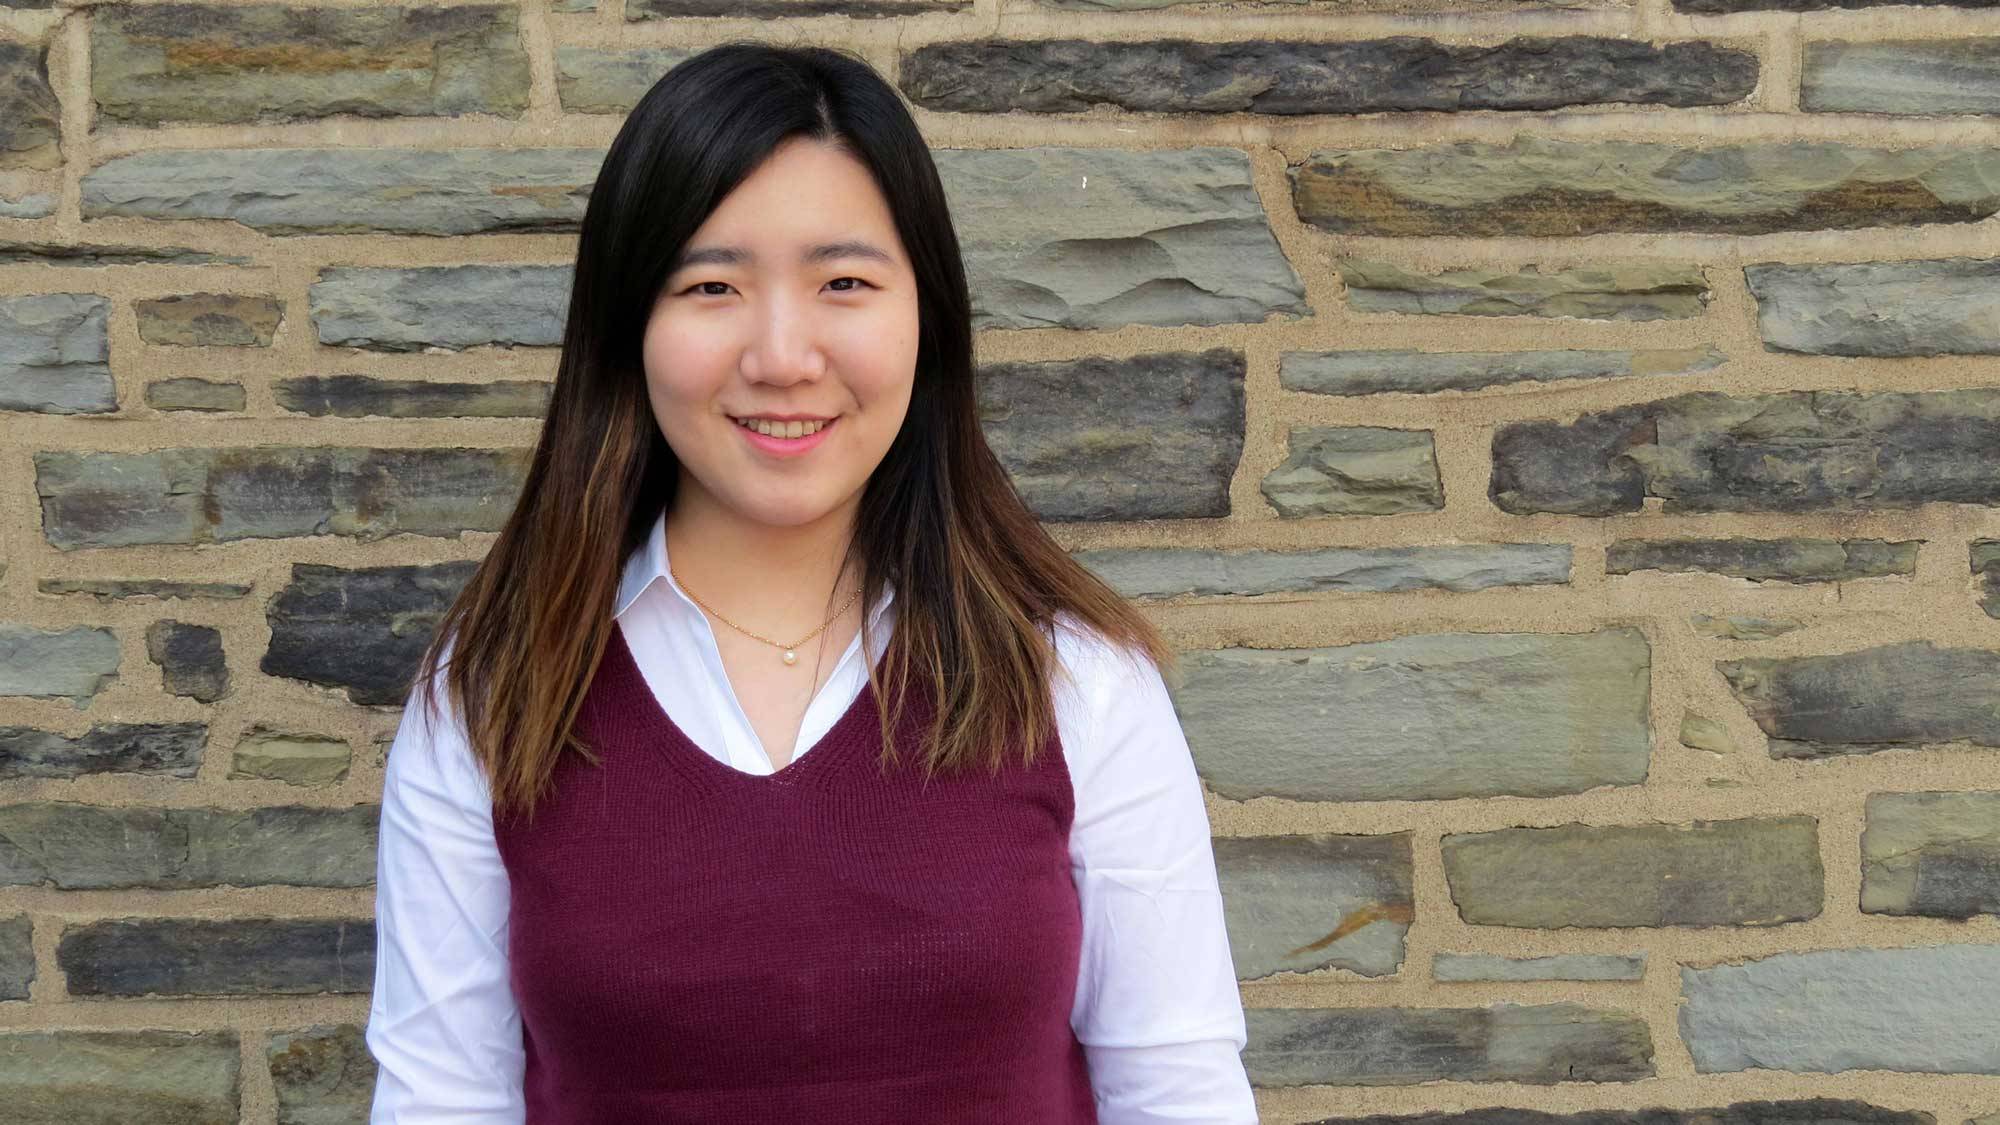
[1173,628,1650,802]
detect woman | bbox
[365,41,1256,1123]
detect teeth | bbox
[735,417,828,439]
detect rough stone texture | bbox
[1607,538,1920,583]
[1804,40,2000,114]
[0,42,60,171]
[35,446,532,548]
[1280,345,1727,396]
[0,721,206,779]
[1680,943,2000,1073]
[0,803,377,889]
[91,4,531,126]
[975,350,1243,521]
[1040,0,1604,7]
[1172,628,1650,802]
[628,0,967,17]
[1294,138,2000,236]
[1245,1003,1653,1086]
[553,46,694,114]
[37,577,252,602]
[0,240,246,267]
[1214,834,1413,980]
[230,727,352,786]
[1491,389,2000,516]
[1680,713,1734,755]
[1340,259,1709,320]
[0,915,33,999]
[1293,1099,1937,1125]
[268,1024,374,1125]
[1442,817,1824,927]
[1261,427,1444,517]
[1746,258,2000,357]
[145,378,247,412]
[262,561,476,707]
[85,148,598,235]
[901,38,1755,115]
[1691,613,1806,640]
[936,148,1309,330]
[1679,0,2000,12]
[0,1030,240,1124]
[0,192,57,218]
[275,375,551,418]
[58,918,374,997]
[0,624,120,702]
[1718,642,2000,759]
[132,293,282,346]
[1,294,115,415]
[309,265,572,351]
[1975,540,2000,619]
[1862,791,2000,918]
[146,620,228,702]
[1073,542,1571,599]
[1432,952,1647,982]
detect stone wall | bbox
[2,0,1998,1121]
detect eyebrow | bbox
[669,239,896,273]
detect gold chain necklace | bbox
[668,561,862,666]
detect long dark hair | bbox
[411,41,1174,820]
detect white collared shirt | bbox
[366,510,1258,1122]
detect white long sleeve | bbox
[366,510,1256,1121]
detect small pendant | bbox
[782,649,797,665]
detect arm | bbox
[1055,621,1259,1124]
[366,652,527,1123]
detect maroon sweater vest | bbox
[491,621,1099,1123]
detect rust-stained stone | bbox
[268,1024,374,1125]
[901,38,1754,115]
[1442,817,1824,927]
[1607,537,1921,583]
[1863,791,2000,919]
[134,293,282,346]
[1492,389,2000,516]
[1214,834,1413,980]
[0,42,60,171]
[1245,1003,1654,1086]
[1340,259,1710,320]
[91,4,531,127]
[1294,138,2000,237]
[1719,641,2000,759]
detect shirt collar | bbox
[614,506,896,628]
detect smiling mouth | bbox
[730,416,833,439]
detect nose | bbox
[740,290,826,387]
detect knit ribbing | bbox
[491,620,1099,1123]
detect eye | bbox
[827,277,872,293]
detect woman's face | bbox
[642,136,921,536]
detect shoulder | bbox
[1044,610,1179,759]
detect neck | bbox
[662,488,863,635]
